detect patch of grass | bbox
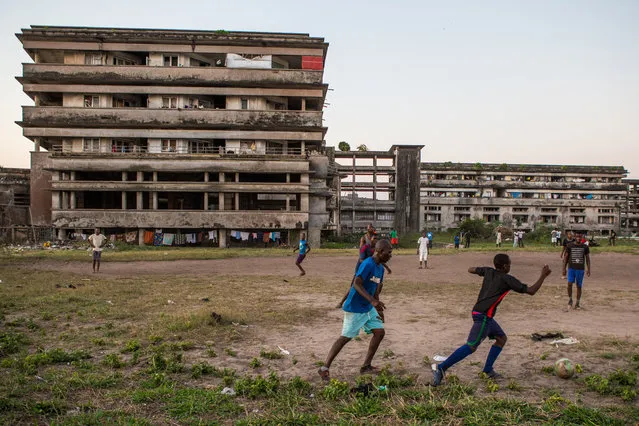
[206,348,217,358]
[557,405,627,425]
[584,370,637,401]
[259,348,283,360]
[435,374,475,401]
[601,352,617,359]
[0,331,29,357]
[225,348,237,357]
[234,372,280,398]
[506,379,522,391]
[383,349,395,358]
[399,402,444,421]
[166,388,242,420]
[121,339,141,353]
[102,353,124,369]
[249,357,262,369]
[190,362,216,379]
[320,378,350,400]
[340,395,387,417]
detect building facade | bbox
[0,168,30,227]
[335,146,423,235]
[420,163,627,234]
[622,179,639,235]
[18,26,333,247]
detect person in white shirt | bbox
[417,231,430,269]
[496,230,502,248]
[88,227,107,273]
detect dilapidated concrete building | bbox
[622,179,639,235]
[335,146,423,235]
[0,168,30,227]
[17,26,334,246]
[420,163,627,234]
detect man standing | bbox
[562,232,591,310]
[495,229,502,248]
[417,231,430,269]
[427,231,434,250]
[360,223,375,248]
[431,254,552,385]
[609,230,617,246]
[465,232,471,249]
[390,228,398,249]
[318,240,393,380]
[88,227,107,273]
[293,232,311,276]
[551,228,558,247]
[560,231,574,278]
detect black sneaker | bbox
[432,367,445,386]
[484,370,502,379]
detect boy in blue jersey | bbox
[431,254,551,386]
[319,239,393,381]
[293,232,311,276]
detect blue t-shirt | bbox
[427,232,433,241]
[298,240,308,255]
[343,256,384,313]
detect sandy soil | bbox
[32,251,639,400]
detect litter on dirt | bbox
[221,387,236,396]
[550,337,579,345]
[433,355,448,362]
[277,346,290,355]
[531,332,564,341]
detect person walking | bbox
[88,227,107,273]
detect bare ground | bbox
[30,251,639,404]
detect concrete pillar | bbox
[286,173,291,183]
[219,229,227,248]
[301,98,306,111]
[219,173,225,210]
[301,141,306,155]
[301,194,309,211]
[70,171,76,181]
[203,192,208,210]
[153,192,158,210]
[234,193,239,211]
[34,138,41,152]
[138,228,145,246]
[136,192,142,210]
[57,228,65,240]
[122,192,127,210]
[52,192,61,209]
[153,172,157,182]
[204,172,209,182]
[137,172,143,182]
[70,192,76,209]
[122,171,127,181]
[286,194,290,211]
[62,192,69,209]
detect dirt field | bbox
[31,250,639,404]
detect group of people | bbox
[316,224,593,386]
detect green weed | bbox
[259,348,283,360]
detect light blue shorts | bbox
[341,307,384,339]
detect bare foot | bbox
[300,272,306,276]
[318,367,330,381]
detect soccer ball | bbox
[554,358,575,379]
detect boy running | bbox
[293,232,311,276]
[431,254,551,385]
[88,227,107,273]
[562,232,591,310]
[319,240,393,381]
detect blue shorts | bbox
[466,313,505,348]
[92,251,102,260]
[567,268,585,288]
[296,254,306,264]
[341,307,384,339]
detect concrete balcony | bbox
[22,106,323,131]
[51,209,309,229]
[21,64,324,87]
[419,197,622,207]
[422,179,627,192]
[51,181,309,193]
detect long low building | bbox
[420,162,627,235]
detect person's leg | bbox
[324,336,350,369]
[433,315,485,385]
[96,253,101,272]
[567,269,575,307]
[482,320,507,375]
[574,271,584,308]
[361,328,385,368]
[296,255,306,276]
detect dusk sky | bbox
[1,0,637,176]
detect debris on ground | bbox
[550,337,579,346]
[167,300,175,305]
[277,345,290,355]
[210,312,222,323]
[201,297,210,302]
[433,355,448,362]
[531,332,564,341]
[221,387,236,396]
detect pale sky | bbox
[1,0,637,177]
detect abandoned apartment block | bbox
[17,26,335,247]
